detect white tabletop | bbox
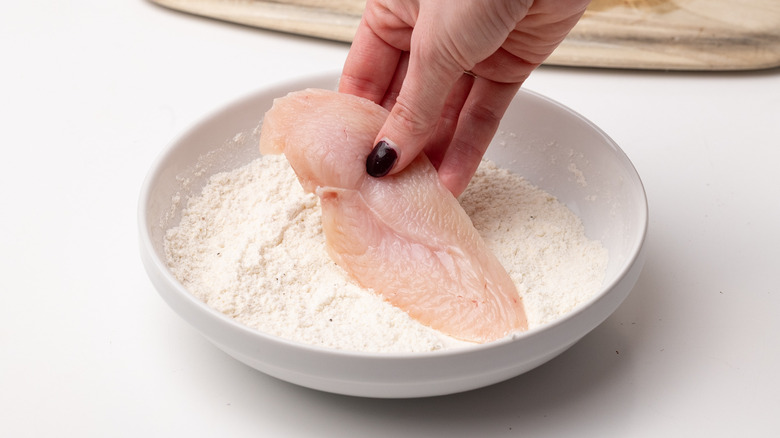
[2,1,779,436]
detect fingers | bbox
[423,73,476,170]
[354,0,589,188]
[437,79,522,197]
[365,0,532,179]
[368,16,466,177]
[379,52,409,111]
[338,16,403,104]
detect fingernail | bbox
[366,140,398,177]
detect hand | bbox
[339,0,589,196]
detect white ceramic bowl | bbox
[138,73,647,398]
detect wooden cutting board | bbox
[150,0,780,70]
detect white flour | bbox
[164,155,607,353]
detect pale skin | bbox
[339,0,590,197]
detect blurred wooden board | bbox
[150,0,780,71]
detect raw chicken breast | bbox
[259,88,527,343]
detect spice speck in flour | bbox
[164,155,608,353]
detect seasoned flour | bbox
[164,155,607,353]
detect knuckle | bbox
[464,101,503,127]
[390,98,432,137]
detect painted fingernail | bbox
[366,140,398,177]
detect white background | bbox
[2,1,778,436]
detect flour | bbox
[461,161,607,327]
[164,154,608,353]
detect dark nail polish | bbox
[366,140,398,178]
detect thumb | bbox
[365,33,463,178]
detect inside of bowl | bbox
[143,99,272,257]
[485,91,646,285]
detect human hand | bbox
[339,0,589,196]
